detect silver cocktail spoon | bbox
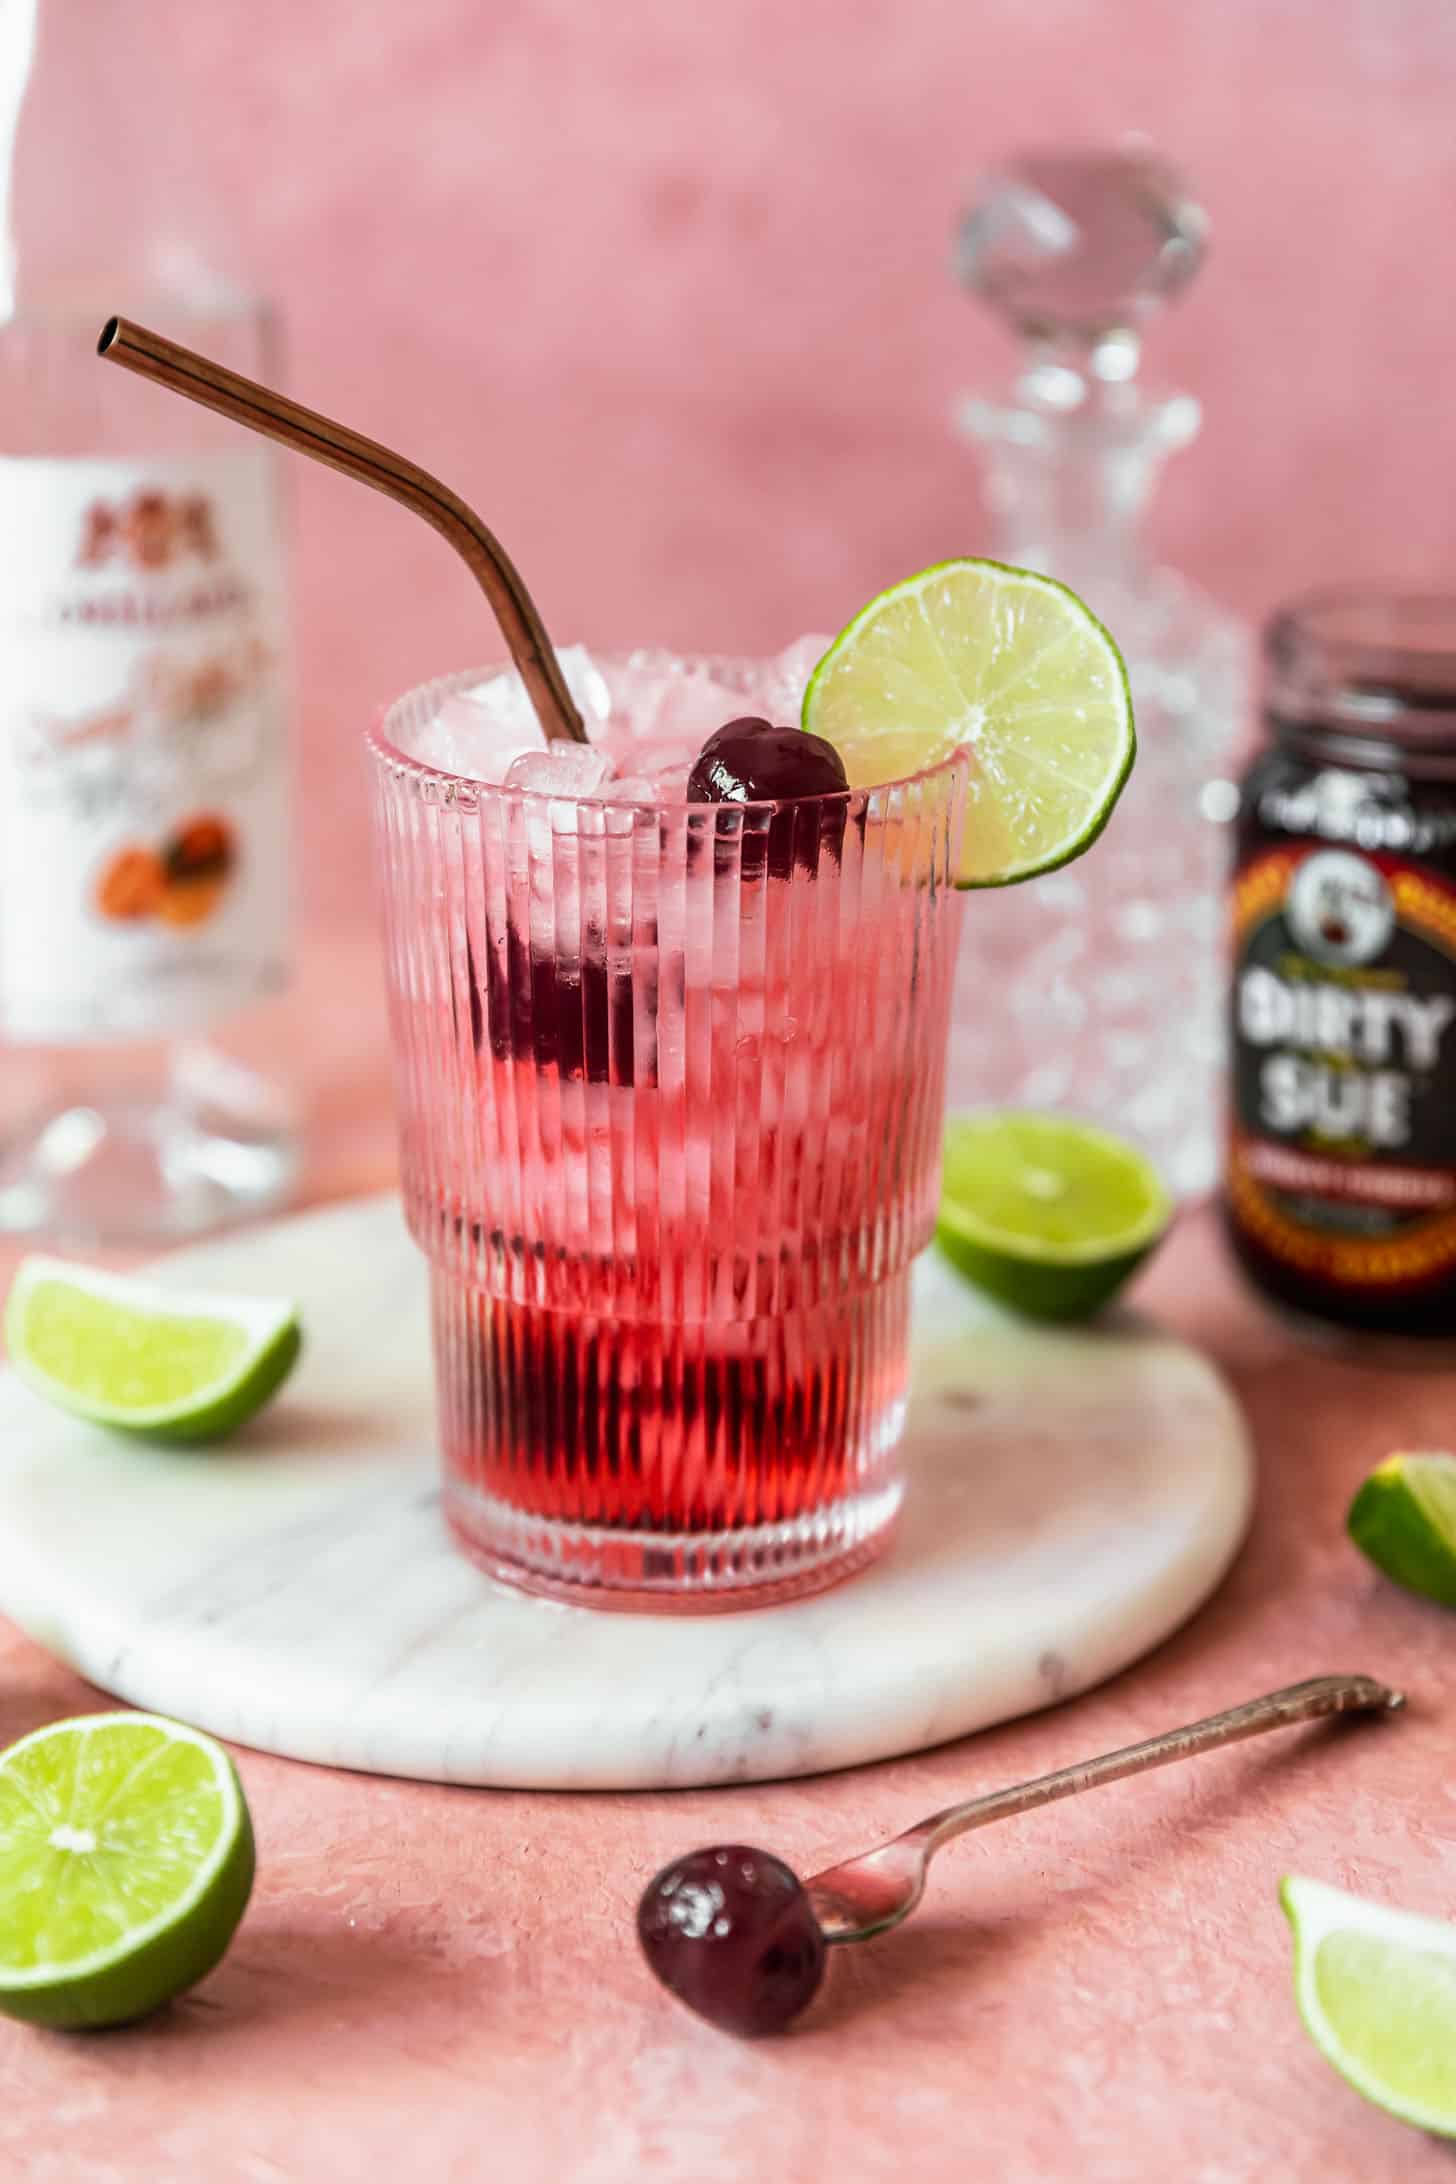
[638,1674,1404,2034]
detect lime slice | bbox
[935,1111,1171,1322]
[802,557,1134,886]
[1348,1453,1456,1608]
[1282,1876,1456,2140]
[6,1257,300,1443]
[0,1711,254,2028]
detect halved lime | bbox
[5,1257,300,1443]
[802,558,1135,887]
[1282,1875,1456,2140]
[1348,1453,1456,1608]
[935,1111,1172,1321]
[0,1712,254,2028]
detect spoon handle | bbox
[909,1673,1402,1862]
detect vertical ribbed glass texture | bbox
[369,658,967,1608]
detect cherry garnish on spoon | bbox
[636,1673,1403,2037]
[636,1845,826,2037]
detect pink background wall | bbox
[79,1,1456,920]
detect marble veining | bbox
[0,1195,1254,1789]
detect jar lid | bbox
[1267,593,1456,750]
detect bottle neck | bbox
[958,345,1200,620]
[0,0,241,325]
[1269,711,1456,784]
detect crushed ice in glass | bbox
[504,745,615,797]
[399,639,834,809]
[399,645,610,782]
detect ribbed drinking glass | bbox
[368,654,967,1608]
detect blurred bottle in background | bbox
[0,0,296,1243]
[1226,592,1456,1341]
[951,142,1246,1199]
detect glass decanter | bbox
[951,143,1246,1199]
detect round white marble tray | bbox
[0,1194,1253,1789]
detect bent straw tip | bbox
[89,307,586,749]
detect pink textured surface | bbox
[0,1205,1454,2181]
[45,0,1456,927]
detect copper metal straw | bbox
[97,314,587,746]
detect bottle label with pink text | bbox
[0,453,291,1041]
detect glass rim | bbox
[366,660,970,814]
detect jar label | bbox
[0,453,290,1041]
[1229,843,1456,1288]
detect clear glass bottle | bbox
[0,0,297,1242]
[951,142,1247,1198]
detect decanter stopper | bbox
[953,142,1219,690]
[956,141,1206,390]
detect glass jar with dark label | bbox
[1225,594,1456,1336]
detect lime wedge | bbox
[1282,1876,1456,2140]
[1348,1453,1456,1608]
[802,557,1134,887]
[6,1257,300,1443]
[0,1712,254,2028]
[935,1111,1171,1321]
